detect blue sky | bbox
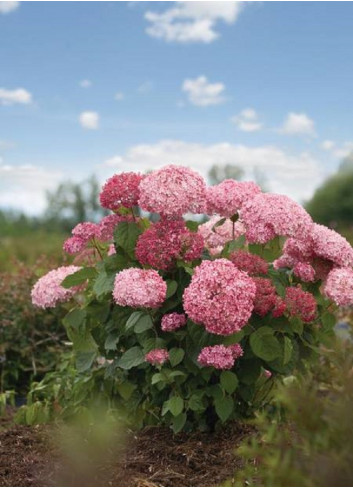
[1,1,353,213]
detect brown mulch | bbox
[0,412,254,487]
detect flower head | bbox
[198,345,235,370]
[138,165,207,217]
[311,224,353,268]
[72,222,100,241]
[229,343,244,359]
[31,265,82,309]
[324,267,353,306]
[113,268,167,308]
[229,250,268,276]
[183,259,256,335]
[198,216,245,256]
[161,313,187,332]
[100,172,143,210]
[240,193,313,244]
[207,180,261,218]
[285,286,317,323]
[98,214,133,242]
[136,219,203,270]
[63,236,86,255]
[252,277,278,317]
[293,262,315,282]
[145,348,169,366]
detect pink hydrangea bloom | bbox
[324,267,353,306]
[240,193,313,244]
[283,238,315,263]
[138,165,207,217]
[72,222,100,241]
[198,345,235,370]
[252,277,278,317]
[198,216,245,256]
[31,265,82,309]
[293,262,316,282]
[161,313,187,332]
[98,214,133,242]
[285,286,317,323]
[145,348,169,366]
[63,236,86,255]
[183,259,256,335]
[113,268,167,308]
[207,180,261,218]
[229,343,244,359]
[136,219,204,270]
[100,172,143,210]
[230,250,268,276]
[272,296,287,318]
[311,224,353,268]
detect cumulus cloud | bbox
[182,76,226,106]
[103,139,323,202]
[0,87,32,105]
[0,1,19,14]
[79,111,99,130]
[145,1,243,43]
[321,140,335,151]
[137,81,153,94]
[114,92,124,101]
[231,108,262,132]
[0,161,62,214]
[79,79,92,88]
[332,141,353,159]
[280,112,316,136]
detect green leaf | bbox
[93,270,115,298]
[169,347,185,367]
[76,351,97,372]
[117,382,136,401]
[114,221,142,258]
[104,332,119,351]
[62,308,86,330]
[222,331,245,345]
[151,373,164,385]
[211,217,226,231]
[321,311,336,331]
[188,393,205,412]
[126,312,153,333]
[118,346,145,370]
[250,327,282,361]
[166,280,178,299]
[283,336,293,365]
[172,412,187,433]
[185,220,199,232]
[290,317,304,336]
[61,267,97,288]
[220,371,239,394]
[168,396,184,416]
[215,396,234,422]
[207,384,223,400]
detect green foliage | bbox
[0,259,67,394]
[233,336,353,486]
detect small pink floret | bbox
[207,180,261,218]
[100,172,143,210]
[324,267,353,306]
[113,268,167,308]
[145,348,169,365]
[161,313,187,332]
[198,345,235,370]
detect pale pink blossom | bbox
[207,180,261,218]
[145,348,169,365]
[63,236,86,255]
[293,262,316,282]
[311,224,353,268]
[198,345,235,370]
[324,267,353,306]
[113,268,167,308]
[161,313,187,332]
[198,216,245,255]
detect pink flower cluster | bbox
[198,216,245,256]
[252,277,286,317]
[145,348,169,365]
[113,268,167,308]
[324,267,353,306]
[229,250,268,276]
[100,172,143,210]
[136,219,203,270]
[98,214,133,241]
[161,313,187,332]
[311,224,353,268]
[240,193,313,244]
[183,259,256,335]
[31,265,82,309]
[285,286,317,323]
[293,262,315,282]
[198,343,243,370]
[207,180,261,217]
[63,221,100,254]
[138,165,207,217]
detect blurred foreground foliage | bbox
[232,331,353,486]
[0,259,68,394]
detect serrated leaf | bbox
[172,412,187,433]
[114,221,142,258]
[215,396,234,422]
[61,267,97,288]
[169,347,185,367]
[125,312,153,333]
[62,308,86,330]
[118,346,145,370]
[250,327,282,361]
[93,270,115,298]
[168,396,184,416]
[185,220,199,232]
[189,393,205,412]
[220,371,238,394]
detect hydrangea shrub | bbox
[31,165,353,432]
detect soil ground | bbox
[0,410,253,487]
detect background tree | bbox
[208,164,244,185]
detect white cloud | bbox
[79,111,99,130]
[332,141,353,159]
[0,87,32,105]
[137,81,153,94]
[0,161,62,214]
[0,1,19,14]
[0,140,15,150]
[231,108,262,132]
[182,76,226,106]
[79,79,92,88]
[114,92,124,101]
[103,139,323,202]
[321,140,335,151]
[145,1,243,43]
[280,112,316,136]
